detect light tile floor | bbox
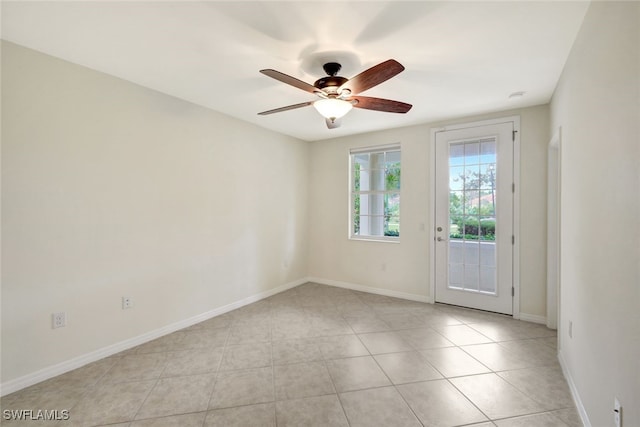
[1,283,583,426]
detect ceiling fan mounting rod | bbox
[323,62,342,76]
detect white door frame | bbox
[547,128,562,330]
[429,116,521,318]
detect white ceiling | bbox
[2,1,590,141]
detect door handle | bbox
[437,237,447,242]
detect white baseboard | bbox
[0,277,307,397]
[558,350,591,427]
[518,312,547,325]
[307,277,430,303]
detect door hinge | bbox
[512,130,518,141]
[512,287,515,297]
[511,235,515,245]
[512,183,515,193]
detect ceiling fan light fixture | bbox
[313,98,353,121]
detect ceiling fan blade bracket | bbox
[338,88,352,99]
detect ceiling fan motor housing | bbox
[314,62,348,93]
[314,76,348,93]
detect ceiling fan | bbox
[258,59,412,129]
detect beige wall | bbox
[308,105,549,317]
[550,2,640,426]
[1,42,309,383]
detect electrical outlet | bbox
[614,397,622,427]
[52,312,66,329]
[122,297,134,309]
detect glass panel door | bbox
[434,121,515,315]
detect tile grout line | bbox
[411,307,494,424]
[269,304,278,427]
[129,328,230,424]
[353,291,426,425]
[490,409,575,426]
[444,374,494,424]
[204,323,233,420]
[329,288,377,427]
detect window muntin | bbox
[350,145,401,240]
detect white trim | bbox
[518,313,547,325]
[512,116,521,319]
[546,127,562,330]
[429,116,521,316]
[308,277,430,303]
[0,277,307,397]
[347,145,353,239]
[558,350,591,427]
[433,116,520,133]
[348,236,400,244]
[349,142,401,154]
[428,130,437,304]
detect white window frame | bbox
[349,143,401,243]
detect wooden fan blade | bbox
[260,69,318,93]
[340,59,405,94]
[326,118,342,129]
[258,101,313,115]
[351,96,412,113]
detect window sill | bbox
[349,236,400,244]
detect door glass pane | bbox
[449,240,464,264]
[449,263,463,288]
[480,267,496,293]
[464,241,480,264]
[449,144,465,166]
[464,142,480,164]
[464,264,479,291]
[480,241,495,266]
[448,139,497,294]
[449,166,465,191]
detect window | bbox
[350,144,401,240]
